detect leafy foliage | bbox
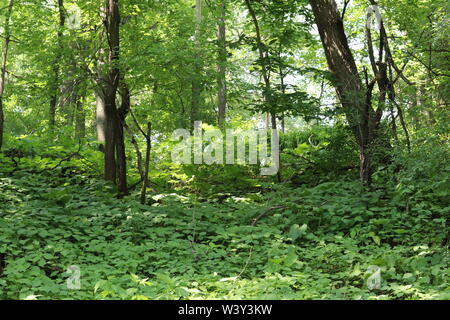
[0,135,448,299]
[0,0,448,301]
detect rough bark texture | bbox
[309,0,383,185]
[217,0,227,127]
[0,0,13,152]
[309,0,364,134]
[96,0,127,195]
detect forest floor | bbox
[0,156,448,300]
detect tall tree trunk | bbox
[0,0,13,151]
[191,0,203,131]
[96,0,127,194]
[217,0,227,127]
[309,0,381,186]
[49,0,65,131]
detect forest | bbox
[0,0,448,300]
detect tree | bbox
[309,0,408,185]
[0,0,13,151]
[95,0,127,195]
[48,0,65,131]
[217,0,227,127]
[191,0,203,131]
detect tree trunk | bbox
[217,0,227,127]
[309,0,380,186]
[97,0,127,194]
[0,0,13,152]
[140,122,151,204]
[191,0,203,131]
[49,0,65,131]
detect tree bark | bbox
[191,0,203,131]
[309,0,382,186]
[0,0,13,152]
[140,122,151,204]
[96,0,127,194]
[217,0,227,127]
[49,0,65,131]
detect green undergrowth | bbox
[0,148,448,300]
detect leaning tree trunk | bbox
[309,0,380,186]
[0,0,13,152]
